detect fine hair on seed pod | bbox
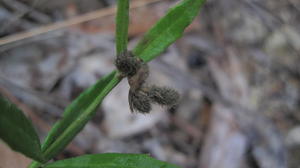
[128,90,152,113]
[115,51,141,77]
[148,85,180,106]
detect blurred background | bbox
[0,0,300,167]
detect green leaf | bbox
[0,97,44,162]
[44,153,181,168]
[40,71,120,161]
[116,0,130,54]
[132,0,206,62]
[29,71,122,168]
[41,71,120,159]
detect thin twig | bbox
[0,0,163,46]
[170,115,202,140]
[1,0,51,24]
[0,75,66,117]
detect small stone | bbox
[286,126,300,146]
[264,26,300,70]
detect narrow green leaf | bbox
[44,153,181,168]
[116,0,130,54]
[132,0,206,62]
[0,97,44,162]
[29,71,121,166]
[29,72,121,168]
[42,71,120,159]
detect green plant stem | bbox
[116,0,129,54]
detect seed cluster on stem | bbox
[115,51,180,113]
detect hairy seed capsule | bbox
[115,51,141,77]
[128,90,151,113]
[148,86,180,106]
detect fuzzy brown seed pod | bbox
[115,51,142,77]
[115,50,180,113]
[128,90,152,113]
[148,86,180,107]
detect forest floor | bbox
[0,0,300,168]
